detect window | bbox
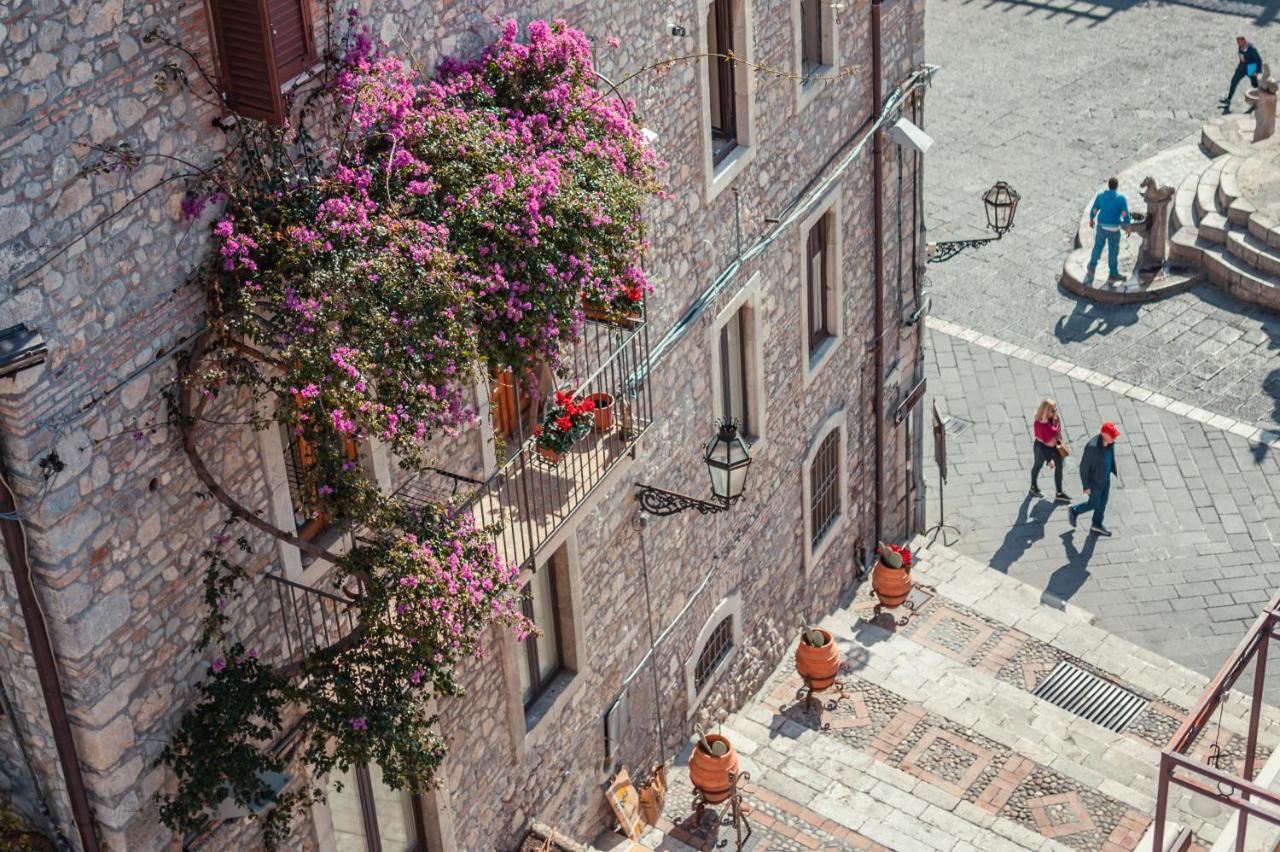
[801,412,847,571]
[694,616,734,694]
[706,0,737,165]
[207,0,317,125]
[806,214,834,354]
[809,429,841,547]
[279,421,356,547]
[800,0,823,80]
[718,307,750,433]
[518,560,564,708]
[684,594,743,715]
[327,763,428,852]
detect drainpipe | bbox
[871,0,886,545]
[0,334,100,852]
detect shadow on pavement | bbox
[1053,293,1141,343]
[989,494,1060,573]
[954,0,1280,25]
[1042,530,1099,603]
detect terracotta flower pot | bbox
[872,559,912,608]
[795,628,841,690]
[588,392,614,432]
[537,446,564,465]
[688,734,739,804]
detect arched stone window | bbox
[685,593,744,716]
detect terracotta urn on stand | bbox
[688,732,739,804]
[795,627,841,690]
[872,542,913,608]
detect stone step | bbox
[1201,114,1257,158]
[1171,170,1201,234]
[1226,228,1280,278]
[1247,210,1280,251]
[1195,157,1228,221]
[1170,226,1207,265]
[1199,211,1230,244]
[1216,154,1244,212]
[1203,242,1280,311]
[1228,195,1258,227]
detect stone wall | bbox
[0,0,926,848]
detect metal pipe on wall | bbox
[871,0,886,545]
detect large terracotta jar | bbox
[795,628,841,690]
[872,543,913,608]
[689,734,739,804]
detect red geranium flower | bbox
[556,416,572,431]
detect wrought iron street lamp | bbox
[927,180,1021,263]
[636,420,752,515]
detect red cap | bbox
[1101,421,1121,438]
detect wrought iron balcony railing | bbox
[263,572,363,671]
[397,314,653,571]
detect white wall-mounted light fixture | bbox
[887,117,933,155]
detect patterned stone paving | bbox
[754,668,1151,850]
[851,584,1271,775]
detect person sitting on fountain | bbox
[1086,176,1133,283]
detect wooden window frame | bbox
[520,565,565,710]
[800,0,823,80]
[806,214,834,355]
[343,764,430,852]
[708,0,738,166]
[718,307,751,435]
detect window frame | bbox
[206,0,318,125]
[709,272,767,447]
[801,410,848,573]
[707,0,738,166]
[697,0,756,201]
[322,762,429,852]
[519,562,565,710]
[684,593,744,717]
[798,192,843,383]
[791,0,838,113]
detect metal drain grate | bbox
[942,415,973,436]
[1032,661,1148,732]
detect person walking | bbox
[1029,398,1071,503]
[1068,421,1121,537]
[1221,36,1264,113]
[1087,178,1132,282]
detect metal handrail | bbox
[263,572,362,666]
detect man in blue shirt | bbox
[1221,37,1264,112]
[1087,177,1132,282]
[1068,421,1121,537]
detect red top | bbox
[1034,419,1060,445]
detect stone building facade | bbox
[0,0,927,848]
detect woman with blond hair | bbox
[1030,398,1070,502]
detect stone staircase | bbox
[597,539,1280,852]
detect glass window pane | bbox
[707,4,721,136]
[721,310,747,429]
[328,766,370,852]
[530,567,561,684]
[368,764,417,852]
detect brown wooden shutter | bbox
[207,0,315,125]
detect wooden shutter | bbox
[207,0,315,125]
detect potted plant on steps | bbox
[795,626,841,691]
[688,728,739,805]
[872,541,913,608]
[533,391,594,465]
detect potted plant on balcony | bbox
[533,391,595,465]
[582,283,645,329]
[587,391,614,433]
[872,542,913,608]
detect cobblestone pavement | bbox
[599,543,1280,851]
[923,0,1280,431]
[923,324,1280,685]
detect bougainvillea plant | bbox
[143,13,662,846]
[533,391,596,454]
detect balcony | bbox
[262,572,363,673]
[396,314,653,571]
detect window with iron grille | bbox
[810,429,841,547]
[800,0,823,81]
[806,214,833,354]
[694,615,734,694]
[719,306,750,435]
[707,0,738,165]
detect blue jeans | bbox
[1071,486,1109,529]
[1088,227,1121,277]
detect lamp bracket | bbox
[635,484,732,516]
[927,235,1000,264]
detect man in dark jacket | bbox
[1068,422,1121,537]
[1222,37,1264,112]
